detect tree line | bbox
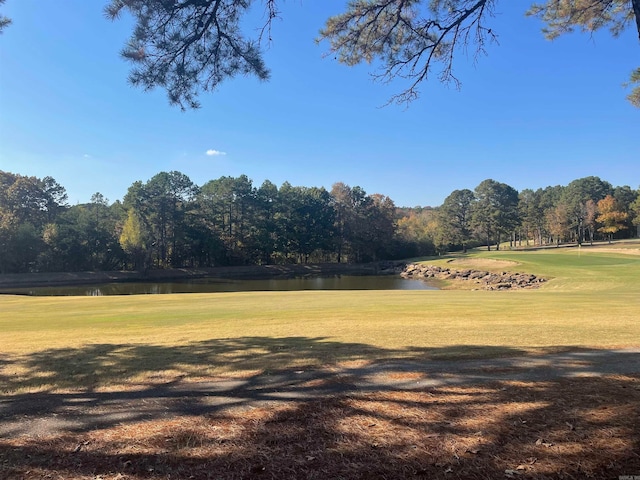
[1,170,638,274]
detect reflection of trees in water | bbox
[7,275,437,296]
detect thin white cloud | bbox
[83,154,92,158]
[206,149,227,156]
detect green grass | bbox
[1,241,639,392]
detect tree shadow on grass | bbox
[1,338,535,394]
[1,338,639,479]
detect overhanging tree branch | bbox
[104,0,276,109]
[3,0,638,108]
[318,0,498,105]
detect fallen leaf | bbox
[535,438,554,447]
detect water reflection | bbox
[1,275,437,296]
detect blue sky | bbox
[1,1,638,207]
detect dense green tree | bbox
[439,189,475,253]
[198,175,257,265]
[39,199,125,272]
[329,184,399,262]
[124,171,198,267]
[0,171,68,273]
[0,171,67,228]
[253,180,280,264]
[330,182,355,263]
[329,183,374,263]
[630,192,640,238]
[472,179,520,250]
[613,185,639,210]
[560,176,613,244]
[7,223,42,272]
[613,185,639,235]
[275,183,335,263]
[38,194,126,272]
[50,207,94,272]
[361,193,397,261]
[518,188,546,246]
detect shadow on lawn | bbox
[1,338,640,479]
[1,337,539,394]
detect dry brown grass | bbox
[445,258,521,270]
[2,374,639,480]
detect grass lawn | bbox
[1,241,640,390]
[1,242,639,479]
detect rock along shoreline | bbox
[399,263,546,290]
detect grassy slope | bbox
[1,243,639,390]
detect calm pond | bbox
[2,275,437,296]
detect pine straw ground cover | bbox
[2,374,639,480]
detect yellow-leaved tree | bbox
[119,209,147,270]
[596,195,628,243]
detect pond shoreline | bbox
[0,262,403,289]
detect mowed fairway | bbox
[1,243,640,480]
[1,243,640,390]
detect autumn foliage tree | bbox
[545,203,572,246]
[119,209,147,269]
[596,195,628,242]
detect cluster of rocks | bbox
[400,264,546,290]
